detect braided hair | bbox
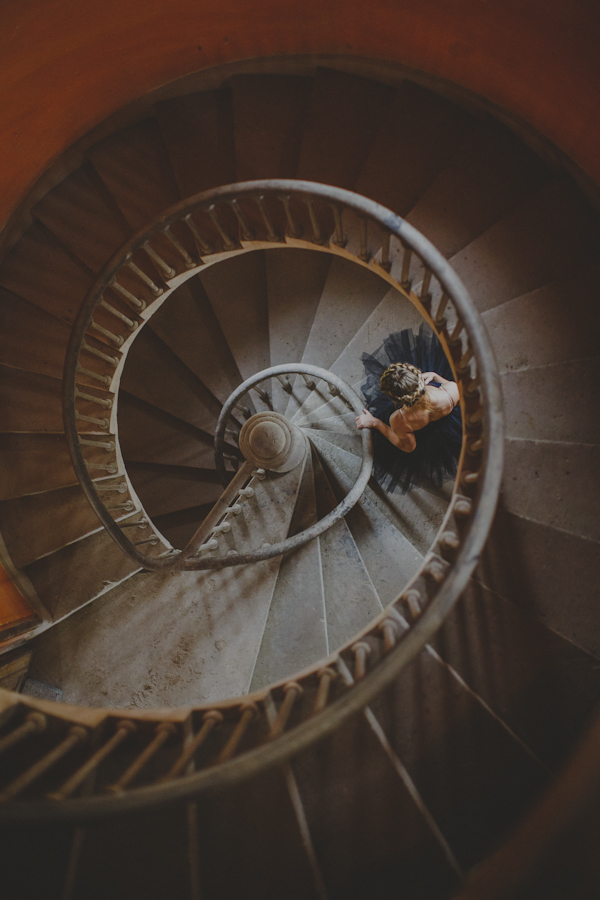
[379,362,426,408]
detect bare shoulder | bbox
[389,408,413,433]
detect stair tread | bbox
[432,577,600,770]
[355,81,477,216]
[501,355,600,444]
[0,221,94,325]
[231,73,313,181]
[0,433,76,500]
[31,464,306,706]
[450,176,600,314]
[312,451,384,649]
[32,166,130,273]
[482,262,600,373]
[117,394,216,469]
[479,506,600,661]
[501,437,600,542]
[88,118,181,231]
[406,119,550,258]
[0,365,63,433]
[250,453,328,690]
[127,462,223,519]
[296,68,395,191]
[155,90,235,197]
[309,433,422,605]
[198,251,271,385]
[0,286,72,382]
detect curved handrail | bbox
[0,180,503,820]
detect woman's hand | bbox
[356,408,379,430]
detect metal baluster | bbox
[106,501,135,513]
[252,386,270,404]
[110,278,146,311]
[125,258,163,295]
[0,712,46,756]
[270,683,303,739]
[85,461,118,474]
[230,200,255,241]
[0,726,88,801]
[89,320,124,346]
[454,496,473,519]
[159,711,223,781]
[210,521,231,535]
[48,721,136,800]
[198,538,219,552]
[400,242,413,291]
[302,374,316,391]
[207,205,236,251]
[75,412,109,428]
[276,375,293,394]
[313,667,337,713]
[331,205,346,247]
[351,642,371,681]
[81,342,119,367]
[79,437,115,451]
[217,705,257,763]
[105,722,176,793]
[425,558,447,584]
[380,232,391,271]
[95,481,128,493]
[380,619,398,652]
[76,364,111,386]
[164,225,197,269]
[304,198,325,245]
[75,389,112,409]
[435,292,449,327]
[256,196,280,242]
[401,589,422,621]
[134,535,160,547]
[184,214,215,255]
[99,299,137,330]
[280,194,302,238]
[119,519,149,529]
[461,470,480,487]
[358,217,370,261]
[144,242,176,278]
[237,487,255,499]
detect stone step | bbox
[0,433,76,501]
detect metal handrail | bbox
[0,180,503,820]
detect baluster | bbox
[351,642,371,681]
[184,214,215,255]
[82,342,119,367]
[76,364,111,386]
[420,267,433,302]
[99,299,137,331]
[313,667,337,713]
[164,225,197,269]
[89,320,124,346]
[85,461,118,474]
[439,531,460,560]
[144,242,176,278]
[119,519,149,529]
[106,501,135,513]
[251,468,266,480]
[460,470,480,487]
[380,619,398,652]
[279,194,302,238]
[217,705,257,763]
[256,196,280,242]
[75,411,109,429]
[47,720,136,800]
[79,437,115,451]
[331,205,346,247]
[210,521,231,536]
[159,710,223,781]
[400,242,413,291]
[304,198,325,245]
[425,558,447,584]
[435,292,449,327]
[453,496,473,519]
[110,278,146,311]
[125,258,163,295]
[198,538,219,552]
[230,200,255,241]
[270,683,303,739]
[105,722,176,793]
[0,712,46,756]
[457,346,474,377]
[0,726,88,801]
[237,487,255,500]
[380,232,391,271]
[276,375,293,394]
[207,205,236,251]
[448,317,464,346]
[358,217,370,261]
[95,481,128,493]
[134,535,160,547]
[253,386,270,404]
[467,437,483,456]
[302,374,316,391]
[402,589,422,621]
[75,389,112,409]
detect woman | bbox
[356,324,462,493]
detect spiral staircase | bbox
[1,67,600,899]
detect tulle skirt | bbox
[360,324,463,493]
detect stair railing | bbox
[0,180,502,819]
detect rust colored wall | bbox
[1,0,599,228]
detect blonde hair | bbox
[380,363,426,408]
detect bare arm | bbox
[355,409,417,453]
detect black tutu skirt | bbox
[360,324,462,493]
